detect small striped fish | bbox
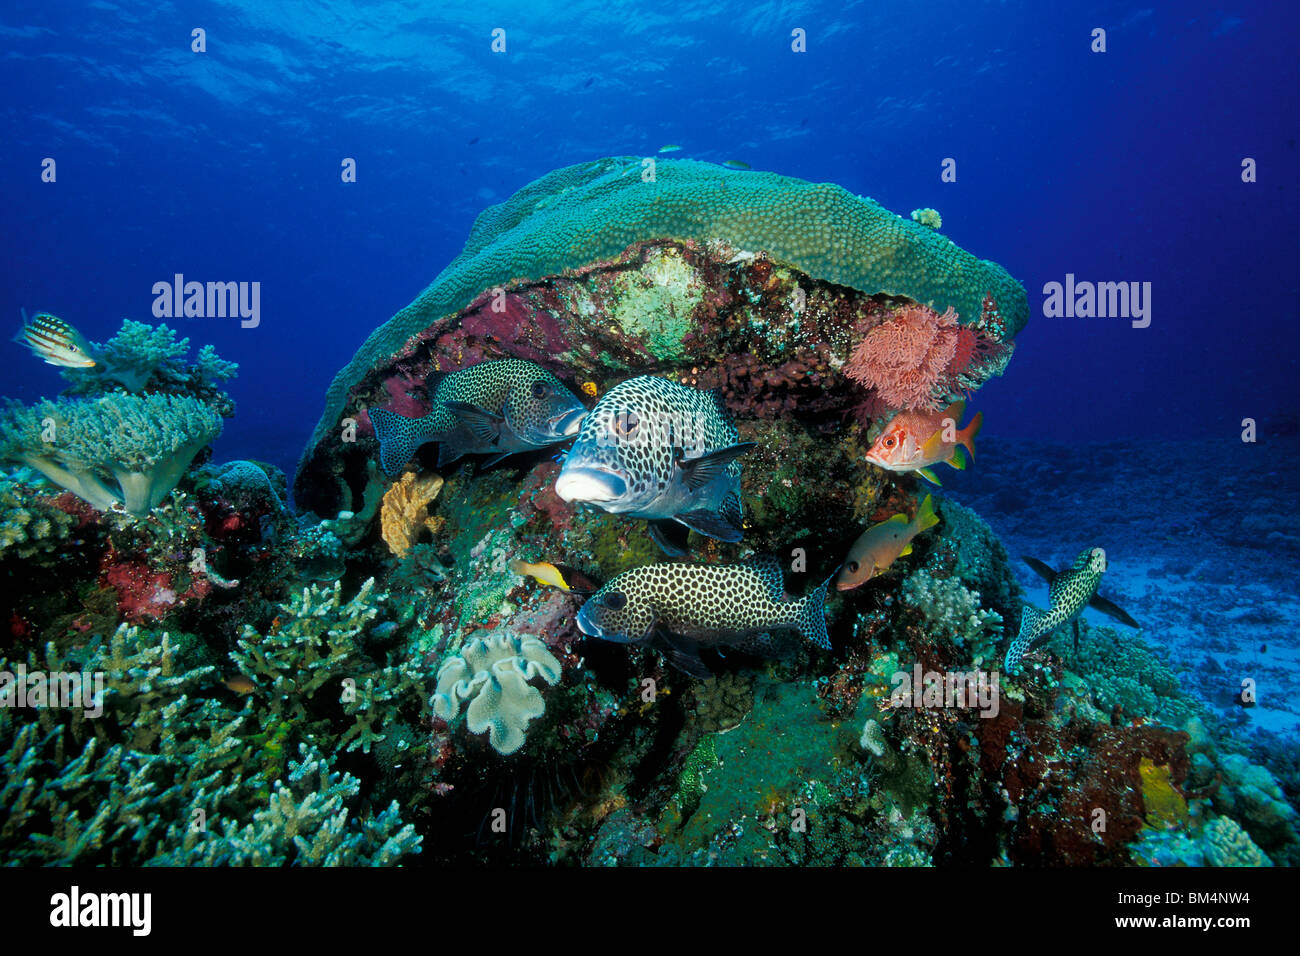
[14,310,96,368]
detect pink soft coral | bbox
[845,305,962,411]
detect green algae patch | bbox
[669,678,858,852]
[606,247,703,360]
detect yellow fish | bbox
[836,494,939,591]
[509,558,571,592]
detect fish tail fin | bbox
[794,573,834,650]
[914,493,940,534]
[368,407,440,477]
[960,411,983,460]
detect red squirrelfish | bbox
[14,310,96,368]
[865,400,982,486]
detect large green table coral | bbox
[299,157,1027,485]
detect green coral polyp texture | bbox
[0,393,223,516]
[303,156,1027,461]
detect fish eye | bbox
[68,345,79,352]
[613,411,639,437]
[602,590,627,610]
[531,380,552,399]
[884,437,895,447]
[848,561,860,573]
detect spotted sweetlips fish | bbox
[576,555,833,677]
[14,310,96,368]
[1003,547,1140,674]
[554,376,755,555]
[368,358,588,476]
[866,399,982,486]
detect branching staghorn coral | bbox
[0,393,222,516]
[0,608,423,865]
[232,577,429,757]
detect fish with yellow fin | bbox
[865,400,982,486]
[14,310,96,368]
[509,558,598,595]
[836,494,939,591]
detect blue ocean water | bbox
[1,0,1298,870]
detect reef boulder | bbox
[295,157,1026,516]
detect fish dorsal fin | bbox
[1022,556,1058,585]
[742,554,786,599]
[677,442,756,490]
[879,513,911,528]
[425,369,449,397]
[944,399,966,422]
[443,401,503,445]
[1087,593,1141,628]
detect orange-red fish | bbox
[865,400,982,486]
[836,494,939,591]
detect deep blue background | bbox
[2,0,1297,478]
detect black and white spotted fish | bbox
[14,310,96,368]
[368,358,587,476]
[554,376,755,555]
[1003,547,1139,674]
[576,555,832,677]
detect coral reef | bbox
[0,469,79,563]
[60,319,238,415]
[900,569,1004,665]
[0,393,223,516]
[5,162,1291,872]
[844,303,1009,412]
[297,156,1027,508]
[1202,815,1272,867]
[0,618,421,865]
